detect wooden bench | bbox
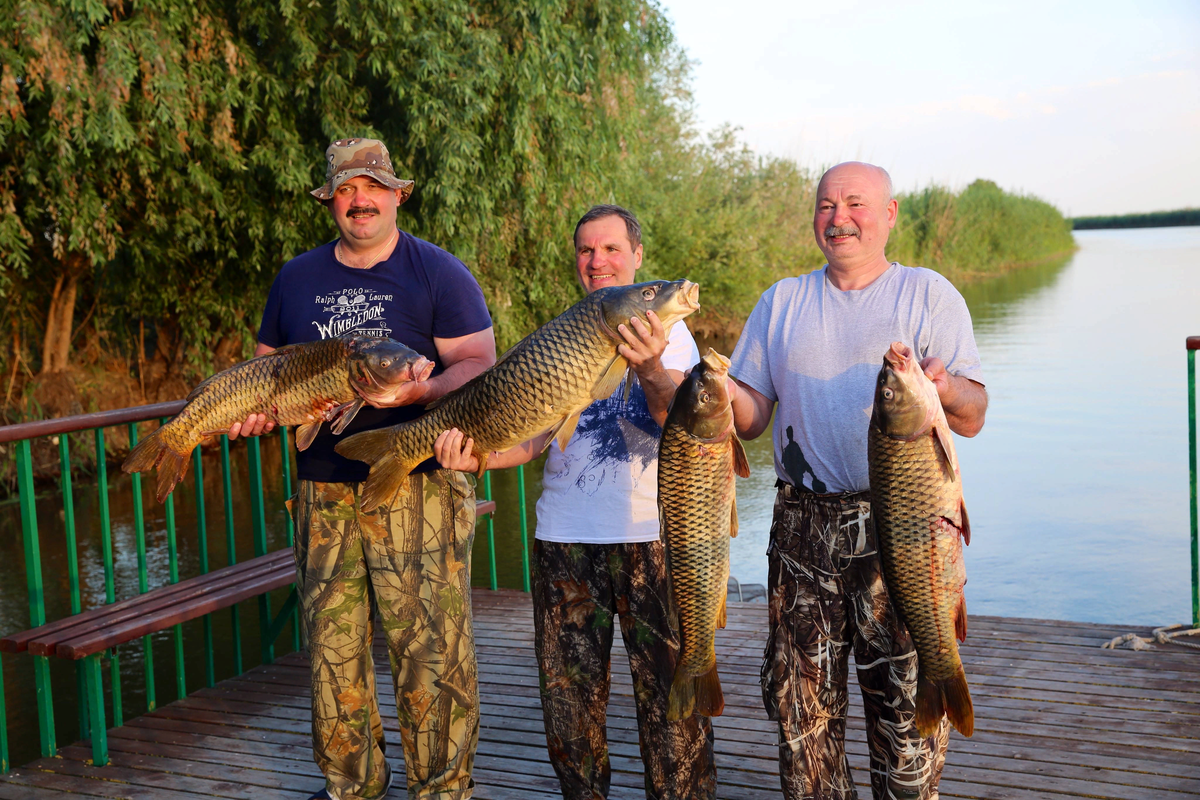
[0,497,496,765]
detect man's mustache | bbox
[824,225,860,238]
[347,206,380,218]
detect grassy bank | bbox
[1072,208,1200,229]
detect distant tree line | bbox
[1071,209,1200,230]
[0,0,1076,423]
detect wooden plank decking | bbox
[0,588,1197,799]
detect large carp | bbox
[658,349,749,720]
[336,279,701,511]
[867,341,974,738]
[123,336,432,503]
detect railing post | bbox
[84,654,107,767]
[16,440,55,757]
[1187,336,1198,628]
[193,446,216,688]
[483,471,497,590]
[246,437,273,665]
[518,464,530,593]
[220,436,243,674]
[127,423,156,712]
[59,434,89,741]
[94,429,122,727]
[279,427,301,652]
[162,423,186,702]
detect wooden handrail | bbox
[0,400,186,444]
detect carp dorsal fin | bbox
[329,399,365,435]
[592,355,629,400]
[730,495,739,539]
[295,422,321,451]
[732,436,750,478]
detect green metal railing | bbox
[0,400,534,773]
[1188,336,1199,627]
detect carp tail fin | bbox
[694,664,725,718]
[666,665,696,722]
[335,428,410,512]
[123,426,190,503]
[916,667,974,739]
[122,426,167,475]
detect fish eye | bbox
[641,287,656,300]
[699,391,710,404]
[882,388,894,400]
[380,359,391,368]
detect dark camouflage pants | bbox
[531,539,717,800]
[762,485,950,800]
[291,473,480,800]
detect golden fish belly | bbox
[659,430,735,678]
[868,429,967,681]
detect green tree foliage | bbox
[0,0,1077,416]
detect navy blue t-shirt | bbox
[258,230,492,482]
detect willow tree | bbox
[0,0,678,387]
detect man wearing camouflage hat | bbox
[231,138,496,799]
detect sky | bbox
[659,0,1200,217]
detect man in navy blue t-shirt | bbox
[232,139,495,800]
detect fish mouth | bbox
[884,341,911,369]
[411,357,434,382]
[701,347,730,373]
[681,281,701,310]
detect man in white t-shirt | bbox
[728,163,987,800]
[434,205,714,800]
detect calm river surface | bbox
[0,226,1196,766]
[730,226,1200,627]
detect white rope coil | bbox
[1102,624,1200,651]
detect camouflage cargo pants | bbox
[532,539,717,800]
[762,484,950,800]
[291,472,480,800]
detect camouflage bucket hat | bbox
[310,138,415,203]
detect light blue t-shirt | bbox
[730,263,984,494]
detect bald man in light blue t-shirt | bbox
[729,162,987,800]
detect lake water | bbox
[1,226,1196,767]
[730,227,1200,627]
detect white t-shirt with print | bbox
[534,321,701,544]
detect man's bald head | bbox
[812,161,899,283]
[817,162,893,201]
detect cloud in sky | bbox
[661,0,1200,216]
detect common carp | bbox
[658,349,749,720]
[867,341,974,737]
[336,279,701,511]
[123,336,432,502]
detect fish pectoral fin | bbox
[473,448,490,480]
[732,436,750,478]
[960,498,971,546]
[295,422,322,451]
[592,355,630,400]
[328,399,365,435]
[730,495,739,538]
[622,367,633,401]
[932,417,960,481]
[717,593,728,629]
[955,594,968,642]
[544,411,582,452]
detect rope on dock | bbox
[1102,624,1200,651]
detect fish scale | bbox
[337,281,701,512]
[869,432,967,684]
[124,336,430,503]
[659,429,734,678]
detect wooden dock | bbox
[0,589,1197,799]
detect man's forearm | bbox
[943,376,987,438]
[418,355,492,404]
[640,365,680,427]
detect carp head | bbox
[346,337,434,401]
[872,341,939,440]
[670,348,734,441]
[596,279,701,337]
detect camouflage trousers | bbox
[291,472,480,800]
[762,484,950,800]
[531,539,717,800]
